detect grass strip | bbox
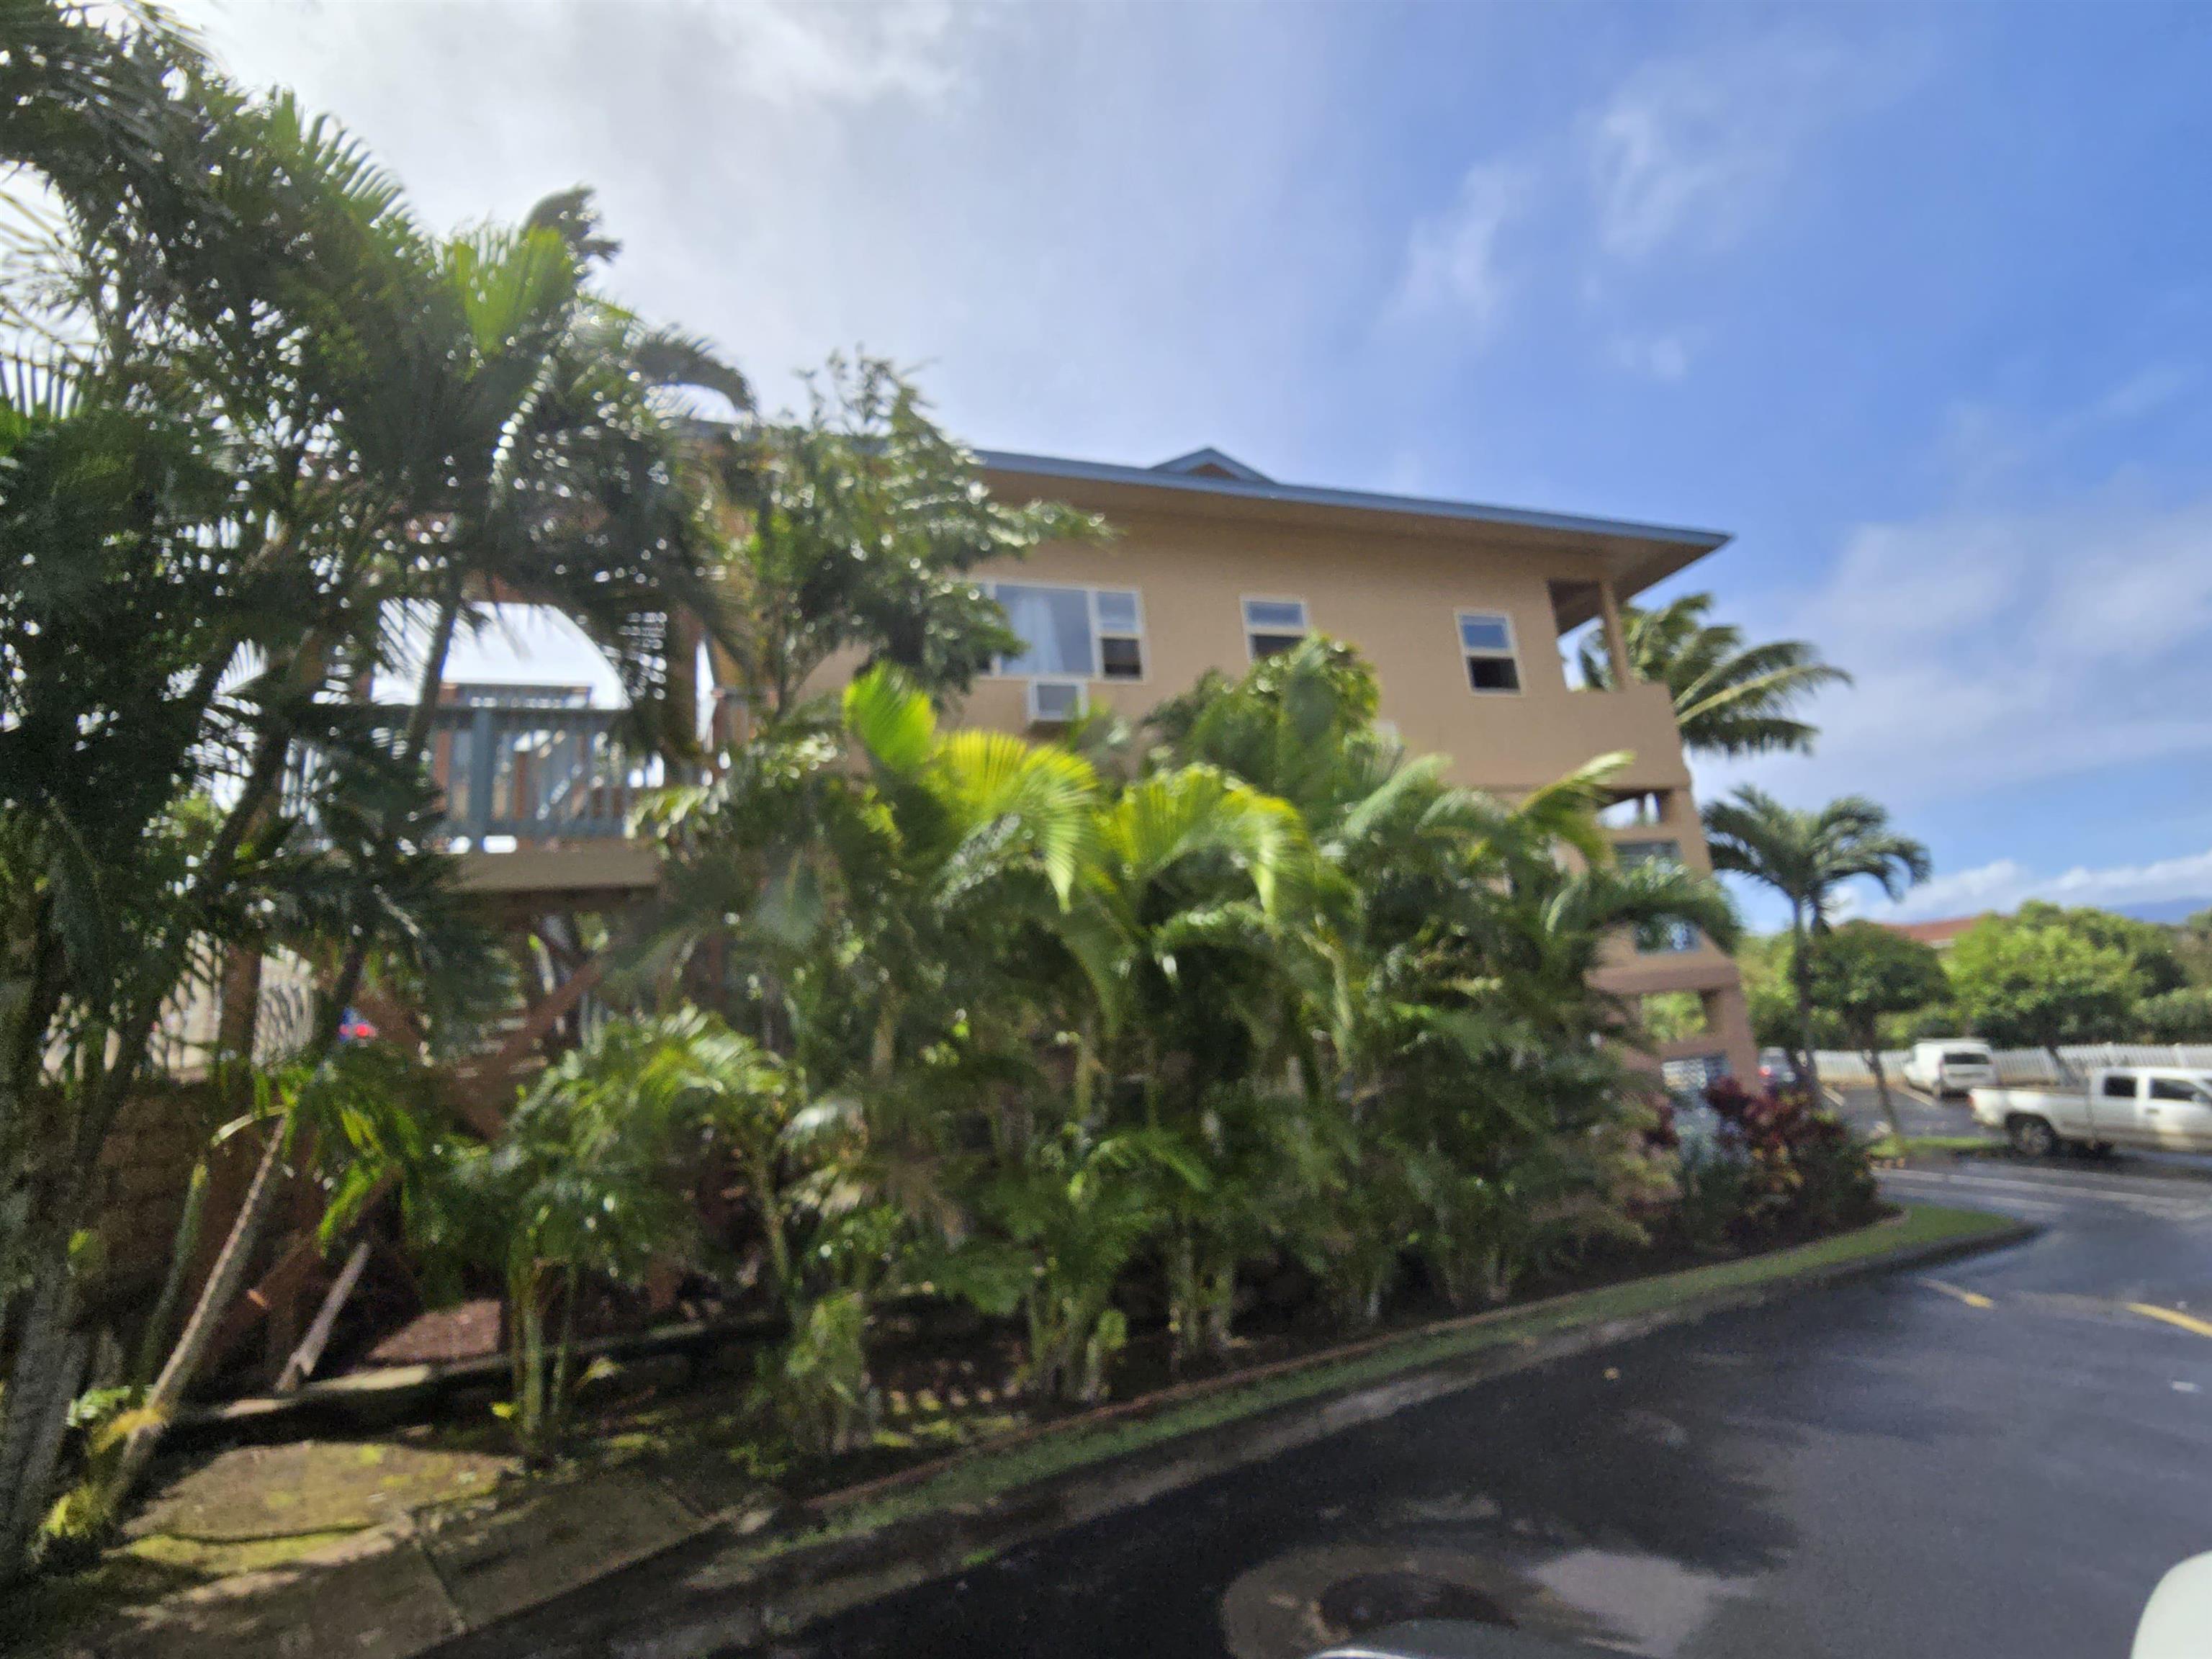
[801,1202,2013,1545]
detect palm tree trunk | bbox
[1869,1046,1903,1146]
[747,1152,791,1304]
[132,1161,210,1384]
[102,1121,287,1507]
[518,1285,547,1460]
[103,583,471,1516]
[0,1242,86,1581]
[1166,1230,1196,1372]
[1790,901,1822,1100]
[1203,1260,1236,1359]
[546,1264,580,1449]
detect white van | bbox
[1902,1039,1997,1097]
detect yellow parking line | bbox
[1920,1277,1995,1309]
[2126,1303,2212,1339]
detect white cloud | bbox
[1698,485,2212,813]
[176,0,970,113]
[1391,161,1529,333]
[1586,35,1881,261]
[684,1,966,107]
[1861,849,2212,922]
[162,1,1352,458]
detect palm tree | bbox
[1150,637,1740,1323]
[1701,787,1930,1097]
[1579,591,1850,759]
[96,182,752,1511]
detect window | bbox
[1617,840,1697,953]
[2101,1073,2139,1100]
[2148,1076,2211,1103]
[1457,611,1521,693]
[1598,791,1669,830]
[1243,597,1308,660]
[1094,588,1144,679]
[1635,921,1699,955]
[1662,1053,1731,1096]
[987,584,1145,680]
[1943,1051,1990,1069]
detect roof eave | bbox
[976,447,1730,556]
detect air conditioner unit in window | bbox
[1026,678,1087,725]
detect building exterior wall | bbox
[953,505,1694,799]
[953,468,1759,1087]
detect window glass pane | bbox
[1243,598,1307,631]
[1616,840,1683,868]
[2149,1077,2196,1101]
[994,584,1096,677]
[1100,636,1143,679]
[1095,590,1141,632]
[1635,920,1698,954]
[1943,1051,1987,1067]
[1459,613,1512,653]
[1248,631,1303,660]
[1467,656,1520,692]
[2102,1074,2138,1098]
[1597,793,1663,829]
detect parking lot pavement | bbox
[1825,1082,2212,1182]
[724,1163,2211,1659]
[1823,1079,1992,1142]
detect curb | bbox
[419,1208,2033,1659]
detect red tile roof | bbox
[1878,914,1984,948]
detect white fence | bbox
[1813,1045,2212,1087]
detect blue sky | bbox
[179,1,2212,923]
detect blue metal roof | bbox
[975,446,1730,552]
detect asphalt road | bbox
[730,1163,2212,1659]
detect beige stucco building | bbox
[958,446,1758,1087]
[443,442,1757,1089]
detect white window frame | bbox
[1092,587,1146,683]
[1241,595,1310,663]
[1455,609,1523,696]
[981,580,1148,684]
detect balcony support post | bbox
[1598,578,1634,690]
[467,706,496,840]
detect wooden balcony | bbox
[424,704,662,898]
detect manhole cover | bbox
[1221,1542,1619,1659]
[1317,1570,1516,1635]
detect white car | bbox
[1972,1066,2212,1156]
[1901,1039,1997,1097]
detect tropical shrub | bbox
[750,1289,876,1458]
[943,1125,1179,1404]
[1701,1079,1878,1238]
[341,1014,793,1458]
[1674,1146,1754,1256]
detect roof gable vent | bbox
[1151,447,1272,484]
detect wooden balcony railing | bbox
[427,705,660,842]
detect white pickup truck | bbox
[1972,1066,2212,1157]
